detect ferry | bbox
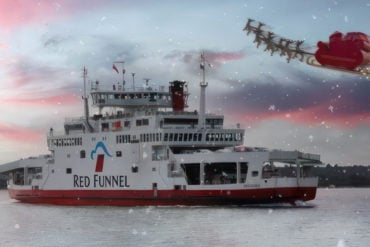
[0,55,322,206]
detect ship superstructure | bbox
[2,55,322,206]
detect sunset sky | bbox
[1,0,370,165]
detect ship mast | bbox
[199,51,208,128]
[82,67,93,132]
[83,67,89,120]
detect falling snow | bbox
[337,239,347,247]
[328,105,334,113]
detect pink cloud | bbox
[0,0,62,29]
[1,93,80,106]
[165,49,245,68]
[204,50,245,65]
[0,0,108,30]
[231,104,370,128]
[0,43,8,49]
[0,123,43,142]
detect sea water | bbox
[0,188,369,247]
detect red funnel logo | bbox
[95,154,105,172]
[90,142,112,173]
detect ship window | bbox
[101,123,109,131]
[142,119,149,126]
[240,162,248,183]
[80,150,86,159]
[188,133,193,141]
[136,119,142,126]
[164,133,168,141]
[117,135,131,143]
[169,133,173,141]
[184,133,188,142]
[116,151,122,157]
[132,165,138,173]
[174,133,178,141]
[252,171,259,177]
[124,121,130,128]
[204,163,237,185]
[262,162,279,178]
[66,168,72,174]
[181,163,200,185]
[198,134,202,141]
[156,133,160,142]
[152,145,167,160]
[178,133,183,142]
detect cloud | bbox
[210,68,370,127]
[0,123,43,143]
[0,93,80,106]
[164,49,245,67]
[0,0,109,30]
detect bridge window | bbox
[116,135,130,143]
[136,119,149,126]
[188,133,193,141]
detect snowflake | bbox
[308,135,314,142]
[268,105,276,111]
[328,105,334,113]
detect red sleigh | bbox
[315,31,370,70]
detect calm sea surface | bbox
[0,188,369,247]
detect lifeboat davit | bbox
[315,31,370,70]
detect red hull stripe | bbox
[8,187,317,206]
